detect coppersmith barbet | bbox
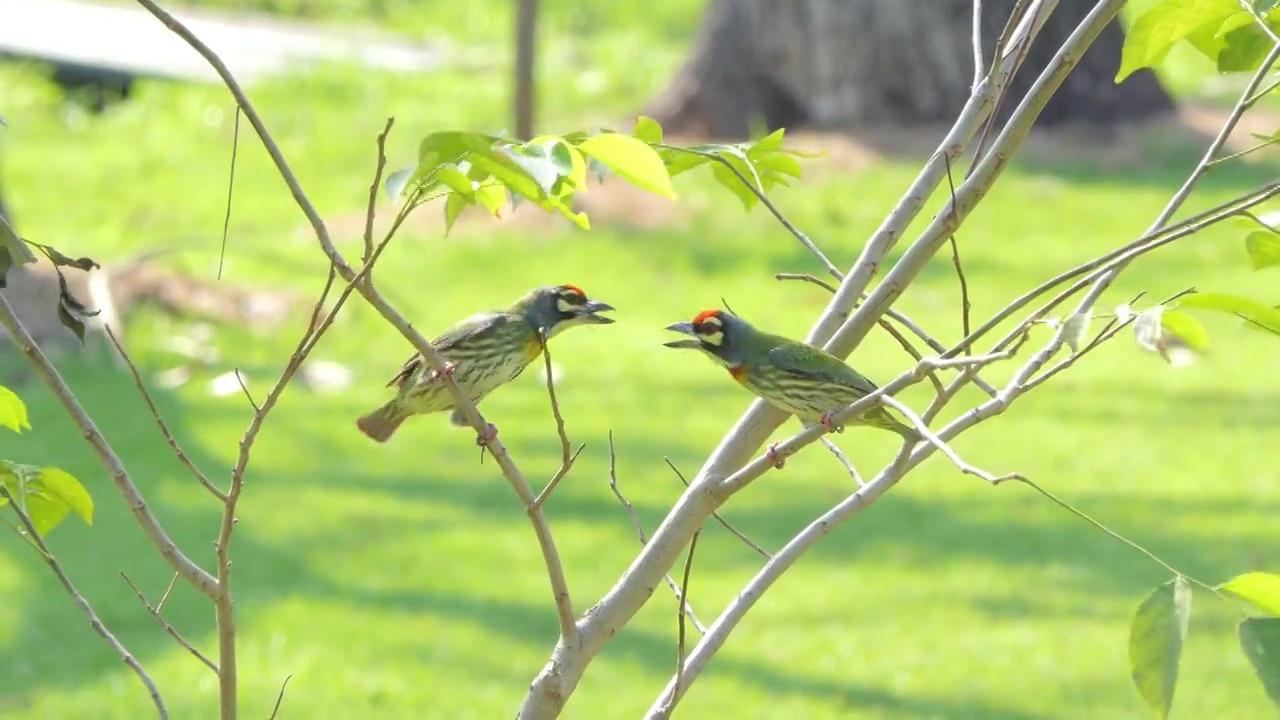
[356,284,614,443]
[663,309,919,467]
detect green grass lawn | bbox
[2,4,1280,719]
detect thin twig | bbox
[105,325,226,502]
[664,459,770,559]
[658,530,700,718]
[217,106,241,281]
[121,572,218,673]
[878,395,1019,484]
[1,488,167,718]
[1003,477,1217,592]
[530,332,579,510]
[607,434,706,634]
[659,147,842,279]
[267,675,293,720]
[774,271,993,397]
[967,0,1043,175]
[971,0,985,90]
[361,122,392,266]
[819,437,864,487]
[720,349,1014,493]
[533,7,1067,714]
[943,154,973,347]
[136,1,577,659]
[774,272,836,293]
[0,294,218,595]
[233,369,258,411]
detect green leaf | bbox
[0,214,35,270]
[1117,0,1240,82]
[1256,0,1280,13]
[443,193,471,235]
[747,128,786,155]
[632,116,663,145]
[1159,309,1210,350]
[753,153,804,179]
[711,161,758,211]
[576,133,677,199]
[57,303,86,344]
[23,492,69,537]
[1221,572,1280,615]
[474,183,507,216]
[39,246,98,272]
[1062,310,1093,353]
[1178,292,1280,333]
[37,467,93,526]
[1128,577,1192,719]
[1133,305,1166,353]
[0,385,30,433]
[545,139,575,179]
[435,164,477,197]
[1217,22,1277,72]
[1246,231,1280,269]
[1239,617,1280,708]
[384,167,414,202]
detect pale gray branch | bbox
[520,12,1065,714]
[1,488,167,718]
[0,295,218,597]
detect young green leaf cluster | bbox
[386,118,808,234]
[0,385,94,537]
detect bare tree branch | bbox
[268,674,292,720]
[105,325,226,502]
[1,488,166,718]
[530,333,582,513]
[943,154,973,347]
[122,572,218,674]
[819,437,865,487]
[664,459,770,560]
[773,272,980,397]
[608,434,706,635]
[522,11,1065,705]
[655,530,700,719]
[658,147,842,279]
[0,294,218,596]
[133,0,580,692]
[217,106,241,281]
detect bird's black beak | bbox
[575,300,616,325]
[663,321,701,349]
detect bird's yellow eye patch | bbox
[700,330,724,346]
[557,298,576,313]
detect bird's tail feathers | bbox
[356,403,407,443]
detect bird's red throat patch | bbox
[693,309,721,324]
[727,364,747,382]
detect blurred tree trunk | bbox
[647,0,1175,138]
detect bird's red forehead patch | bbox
[693,309,722,325]
[562,284,586,297]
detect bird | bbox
[356,284,615,443]
[662,308,919,468]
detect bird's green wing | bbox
[386,311,513,388]
[767,341,879,394]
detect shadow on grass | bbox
[0,351,1273,715]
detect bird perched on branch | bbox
[663,309,919,468]
[356,284,615,443]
